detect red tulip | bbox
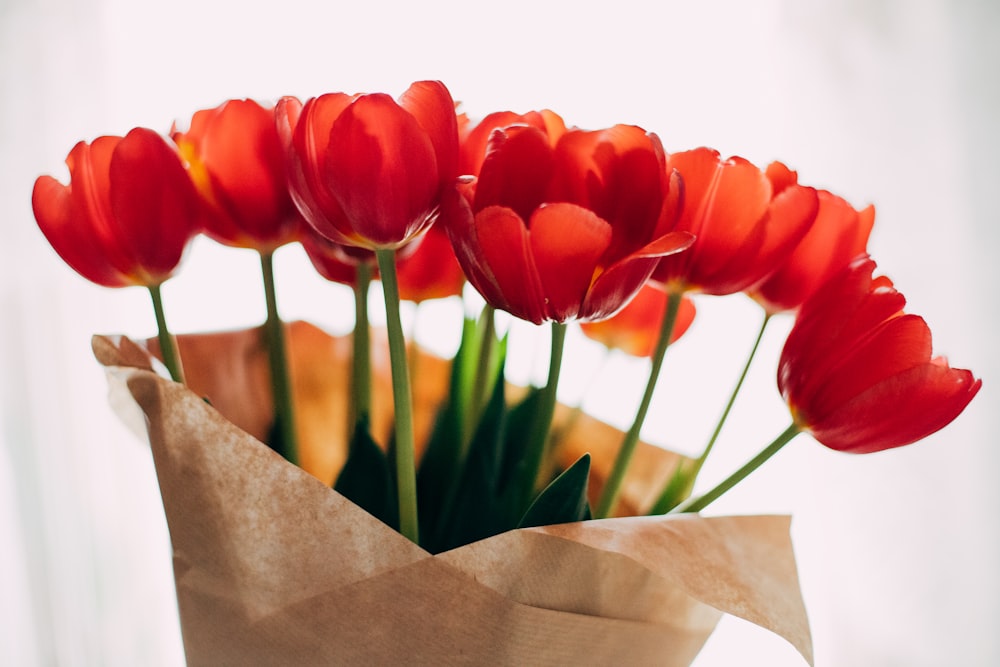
[750,178,875,313]
[276,80,459,250]
[301,223,461,303]
[172,98,304,253]
[778,256,980,453]
[32,128,200,288]
[300,227,364,286]
[580,283,696,356]
[653,149,818,296]
[445,119,692,324]
[396,224,465,303]
[459,109,566,178]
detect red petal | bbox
[398,80,459,186]
[749,183,818,282]
[474,124,555,223]
[581,286,696,356]
[441,183,514,311]
[552,126,667,262]
[33,170,131,287]
[397,224,465,303]
[583,231,693,320]
[529,203,611,321]
[278,94,357,245]
[300,228,369,285]
[473,205,546,323]
[459,111,525,177]
[181,99,298,249]
[764,161,798,195]
[108,128,199,282]
[803,314,933,423]
[325,93,439,247]
[656,148,771,293]
[779,257,905,402]
[753,191,874,312]
[810,363,981,453]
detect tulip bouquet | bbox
[33,80,980,665]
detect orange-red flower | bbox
[396,225,465,303]
[299,227,362,286]
[276,80,459,251]
[749,174,875,313]
[301,223,463,303]
[445,118,692,324]
[32,128,200,288]
[778,256,980,453]
[172,98,304,253]
[653,148,819,296]
[458,109,566,179]
[580,283,696,356]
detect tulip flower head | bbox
[299,227,364,287]
[32,127,200,288]
[749,181,875,314]
[653,149,819,296]
[173,98,304,253]
[580,283,696,356]
[445,116,693,324]
[779,257,981,453]
[395,225,465,303]
[276,80,460,251]
[458,109,567,179]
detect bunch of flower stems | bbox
[148,249,804,545]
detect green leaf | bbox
[496,386,545,521]
[334,417,397,530]
[418,314,504,546]
[417,318,477,529]
[429,364,509,553]
[648,459,698,514]
[517,453,592,529]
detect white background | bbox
[1,0,997,665]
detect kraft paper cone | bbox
[96,325,813,666]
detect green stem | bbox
[260,251,298,466]
[671,422,801,514]
[406,303,420,397]
[649,312,772,514]
[540,347,609,483]
[147,284,185,384]
[595,290,682,518]
[375,248,419,544]
[470,303,496,419]
[520,321,567,511]
[350,261,373,433]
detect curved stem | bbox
[260,251,298,465]
[697,312,771,469]
[595,290,682,518]
[671,422,800,514]
[147,283,185,384]
[519,321,567,511]
[375,248,419,544]
[350,261,373,433]
[649,311,772,514]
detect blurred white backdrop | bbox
[2,0,997,665]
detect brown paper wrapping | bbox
[94,322,812,666]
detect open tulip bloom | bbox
[173,97,309,463]
[675,256,981,513]
[32,127,201,384]
[32,82,980,577]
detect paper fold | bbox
[96,324,813,666]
